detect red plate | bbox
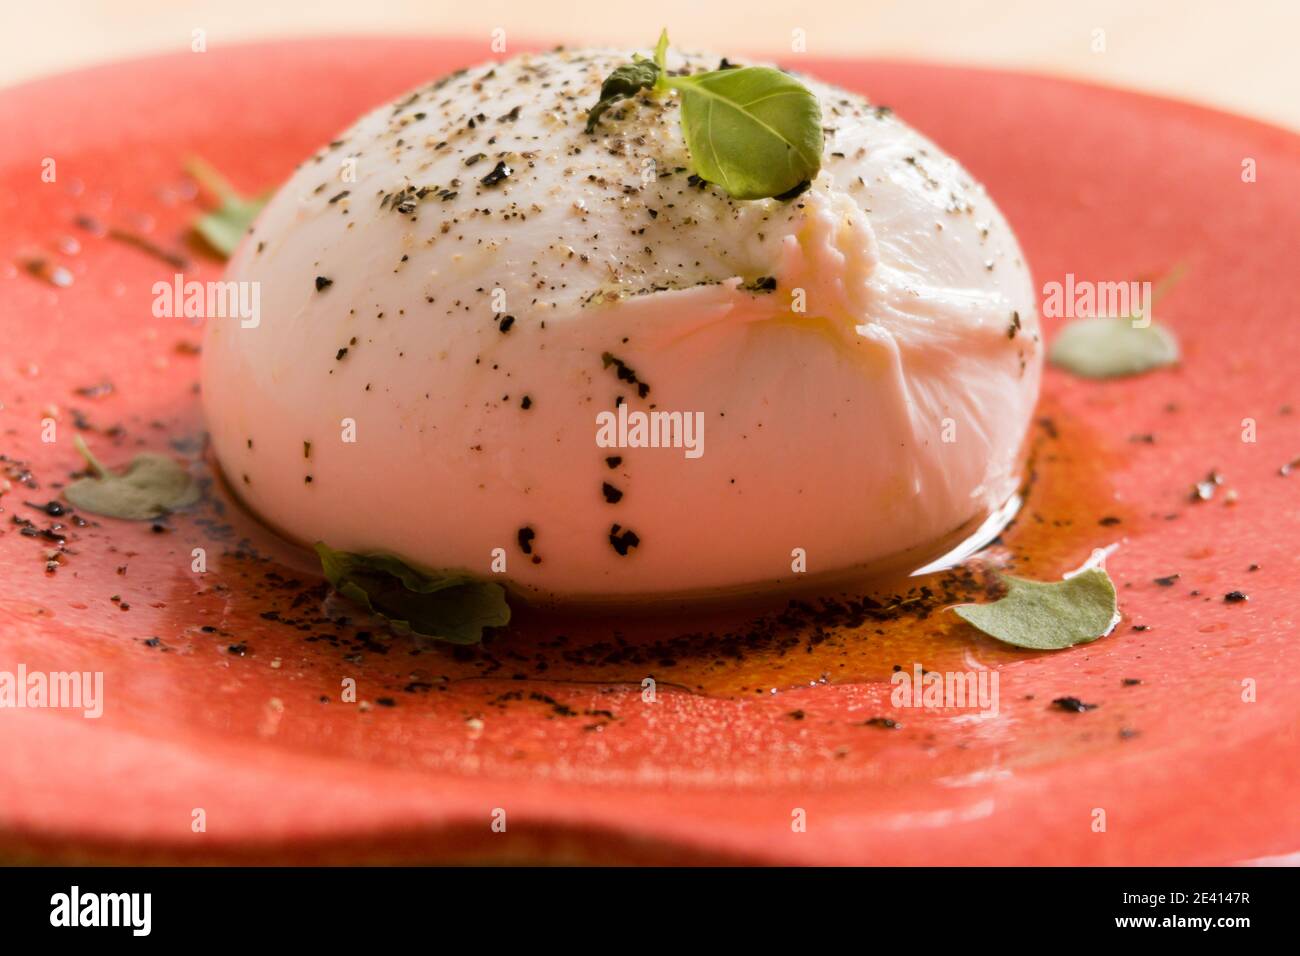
[1,38,1298,865]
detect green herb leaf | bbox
[63,435,200,520]
[314,543,511,644]
[584,59,662,133]
[185,156,268,258]
[668,66,823,200]
[652,28,670,72]
[1049,316,1179,379]
[950,568,1119,650]
[585,31,824,200]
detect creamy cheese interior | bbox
[201,48,1042,600]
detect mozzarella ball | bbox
[201,48,1041,600]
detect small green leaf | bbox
[64,435,199,520]
[185,156,267,258]
[950,568,1119,650]
[653,28,669,73]
[668,66,823,200]
[585,59,662,132]
[193,198,265,257]
[1049,316,1179,379]
[314,543,510,644]
[584,31,824,200]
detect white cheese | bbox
[201,48,1041,600]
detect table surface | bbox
[2,0,1295,131]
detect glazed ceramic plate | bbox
[1,38,1298,865]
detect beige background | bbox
[2,0,1295,130]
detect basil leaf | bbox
[186,156,268,258]
[669,66,823,200]
[585,60,661,132]
[585,31,824,200]
[1049,316,1179,379]
[314,543,510,644]
[64,436,199,520]
[652,28,669,72]
[194,197,265,257]
[950,568,1119,650]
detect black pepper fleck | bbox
[608,524,639,555]
[480,160,513,187]
[1051,696,1097,713]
